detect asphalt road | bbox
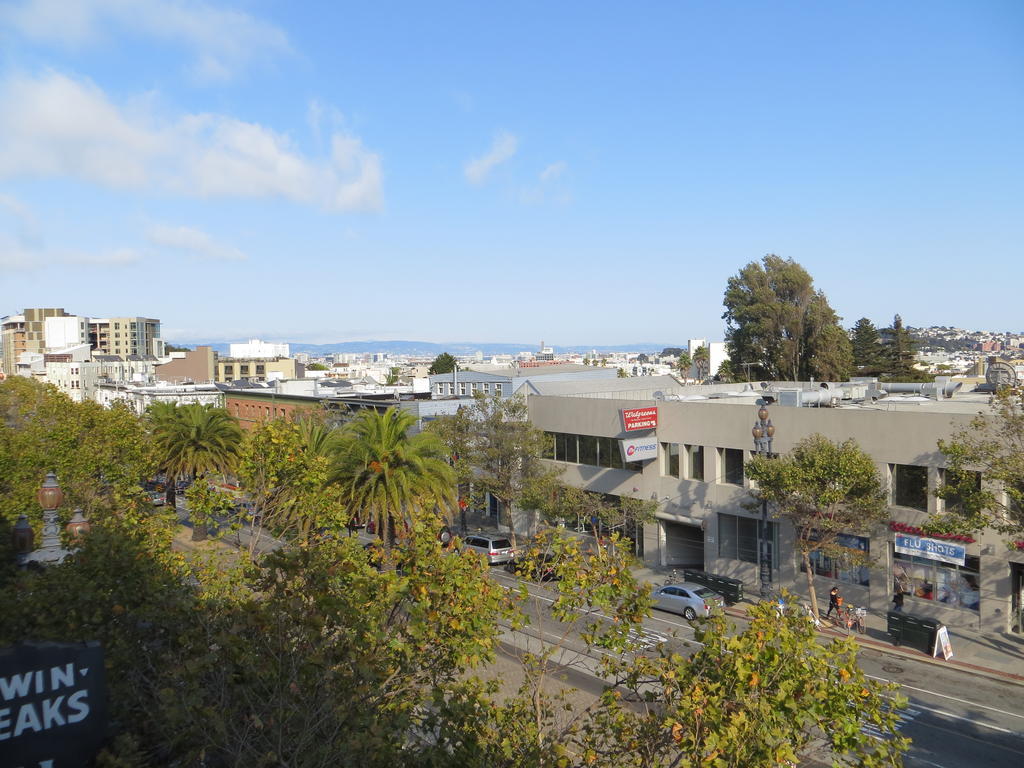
[489,567,1024,768]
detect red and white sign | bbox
[622,406,658,431]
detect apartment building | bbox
[89,317,164,358]
[1,308,70,375]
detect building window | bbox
[686,445,705,481]
[256,365,265,375]
[720,448,744,486]
[224,365,234,376]
[662,443,680,478]
[483,382,490,394]
[240,365,250,375]
[893,552,980,612]
[578,435,598,466]
[892,464,928,511]
[459,383,467,396]
[941,469,981,514]
[470,383,478,394]
[805,533,870,586]
[718,513,776,566]
[495,383,503,396]
[555,433,577,463]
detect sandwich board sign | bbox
[0,642,107,767]
[932,625,953,661]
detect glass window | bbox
[459,383,467,395]
[718,513,775,565]
[578,435,598,466]
[495,383,503,396]
[893,553,980,612]
[893,464,928,510]
[662,443,680,477]
[721,448,744,486]
[806,533,870,586]
[555,433,577,463]
[542,432,555,459]
[600,436,624,469]
[483,382,490,394]
[687,445,704,481]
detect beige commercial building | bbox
[216,356,303,383]
[526,376,1023,639]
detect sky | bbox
[0,1,1022,347]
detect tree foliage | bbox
[723,255,853,381]
[881,314,925,381]
[427,394,558,540]
[746,434,887,618]
[429,352,457,375]
[937,386,1024,538]
[0,377,154,526]
[692,344,711,382]
[850,317,886,372]
[331,408,456,553]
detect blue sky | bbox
[0,1,1021,346]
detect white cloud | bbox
[539,161,567,183]
[0,71,383,211]
[147,223,245,261]
[464,132,518,185]
[1,0,291,82]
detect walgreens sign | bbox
[622,406,658,431]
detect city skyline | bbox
[1,1,1022,344]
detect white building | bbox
[229,339,290,359]
[44,316,90,350]
[95,381,223,414]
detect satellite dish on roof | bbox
[652,391,664,400]
[986,361,1018,388]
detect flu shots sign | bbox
[0,642,107,768]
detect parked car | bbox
[461,534,516,565]
[650,582,724,620]
[503,552,560,581]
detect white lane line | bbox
[865,674,1024,722]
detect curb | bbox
[720,604,1024,687]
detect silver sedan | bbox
[650,582,724,620]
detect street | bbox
[490,568,1024,768]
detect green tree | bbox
[882,313,923,380]
[746,434,887,619]
[723,254,853,381]
[306,362,329,371]
[850,317,886,372]
[429,352,457,375]
[616,367,628,378]
[676,349,692,379]
[428,394,557,542]
[236,416,341,555]
[385,366,402,385]
[331,408,455,556]
[937,386,1024,538]
[571,600,908,767]
[150,403,242,540]
[692,344,711,382]
[0,377,153,526]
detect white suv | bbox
[462,534,516,565]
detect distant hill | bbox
[169,339,677,356]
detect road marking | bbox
[862,674,1024,722]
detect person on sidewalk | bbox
[892,590,905,613]
[826,586,841,618]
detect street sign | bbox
[0,642,107,768]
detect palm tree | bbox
[330,408,455,557]
[693,345,711,382]
[151,404,243,540]
[145,401,182,507]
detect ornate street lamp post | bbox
[751,406,776,600]
[13,471,90,567]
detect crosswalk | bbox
[625,627,669,651]
[861,706,921,740]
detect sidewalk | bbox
[634,566,1024,685]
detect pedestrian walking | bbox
[826,586,841,618]
[892,590,905,613]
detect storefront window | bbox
[805,533,870,586]
[662,443,680,478]
[718,513,776,566]
[893,552,980,611]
